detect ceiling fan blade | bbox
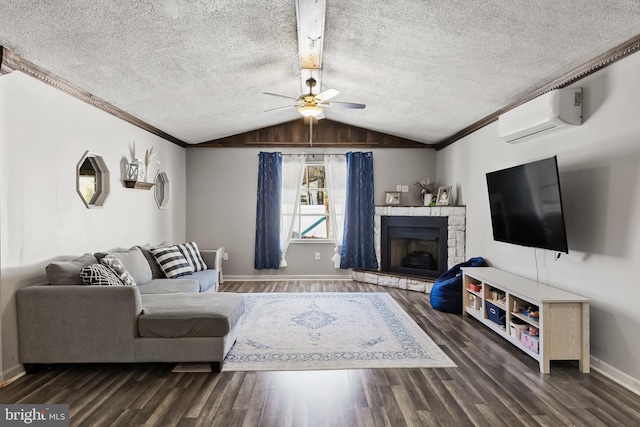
[315,88,340,102]
[321,101,366,109]
[263,92,298,100]
[264,105,298,112]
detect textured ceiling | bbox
[1,1,640,145]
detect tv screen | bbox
[486,156,569,253]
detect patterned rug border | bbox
[222,292,456,372]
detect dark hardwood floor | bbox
[2,280,640,426]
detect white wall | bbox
[0,71,187,381]
[186,147,437,279]
[437,52,640,391]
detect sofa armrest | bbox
[17,285,143,363]
[200,247,225,284]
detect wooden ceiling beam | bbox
[194,119,429,148]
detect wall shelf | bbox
[124,180,154,190]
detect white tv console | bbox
[461,267,590,374]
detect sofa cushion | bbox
[136,278,200,294]
[136,243,168,279]
[190,269,219,292]
[95,247,152,284]
[149,246,193,278]
[139,293,245,338]
[45,253,98,285]
[176,241,207,272]
[79,264,128,286]
[100,255,137,286]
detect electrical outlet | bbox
[223,253,229,261]
[315,252,321,260]
[402,185,409,192]
[396,184,402,191]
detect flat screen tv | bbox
[486,156,569,253]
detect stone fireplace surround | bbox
[352,206,466,293]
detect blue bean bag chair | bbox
[430,257,487,314]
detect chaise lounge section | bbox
[16,243,243,372]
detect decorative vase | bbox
[423,193,433,206]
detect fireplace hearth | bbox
[381,216,448,278]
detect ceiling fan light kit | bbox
[298,105,324,118]
[265,77,365,119]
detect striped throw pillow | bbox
[176,241,207,272]
[149,246,194,278]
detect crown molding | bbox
[0,46,187,147]
[434,33,640,150]
[5,30,639,151]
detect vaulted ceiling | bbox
[1,1,640,147]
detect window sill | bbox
[291,239,335,245]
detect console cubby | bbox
[461,267,590,374]
[463,275,483,313]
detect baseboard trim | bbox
[590,356,640,397]
[225,274,352,282]
[0,365,25,388]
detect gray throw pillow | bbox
[101,255,137,286]
[95,246,152,284]
[79,264,127,286]
[46,253,98,285]
[136,243,168,279]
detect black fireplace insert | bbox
[380,216,448,278]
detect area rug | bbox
[221,292,456,371]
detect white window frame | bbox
[292,160,333,242]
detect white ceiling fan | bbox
[264,77,366,120]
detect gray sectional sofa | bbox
[16,244,244,373]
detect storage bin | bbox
[471,295,482,310]
[510,322,528,340]
[486,301,505,326]
[520,331,540,353]
[469,283,482,292]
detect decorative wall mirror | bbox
[76,151,110,208]
[154,171,170,209]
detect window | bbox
[292,163,333,240]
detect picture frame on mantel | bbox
[385,191,402,206]
[436,186,452,206]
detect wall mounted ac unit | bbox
[498,88,582,143]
